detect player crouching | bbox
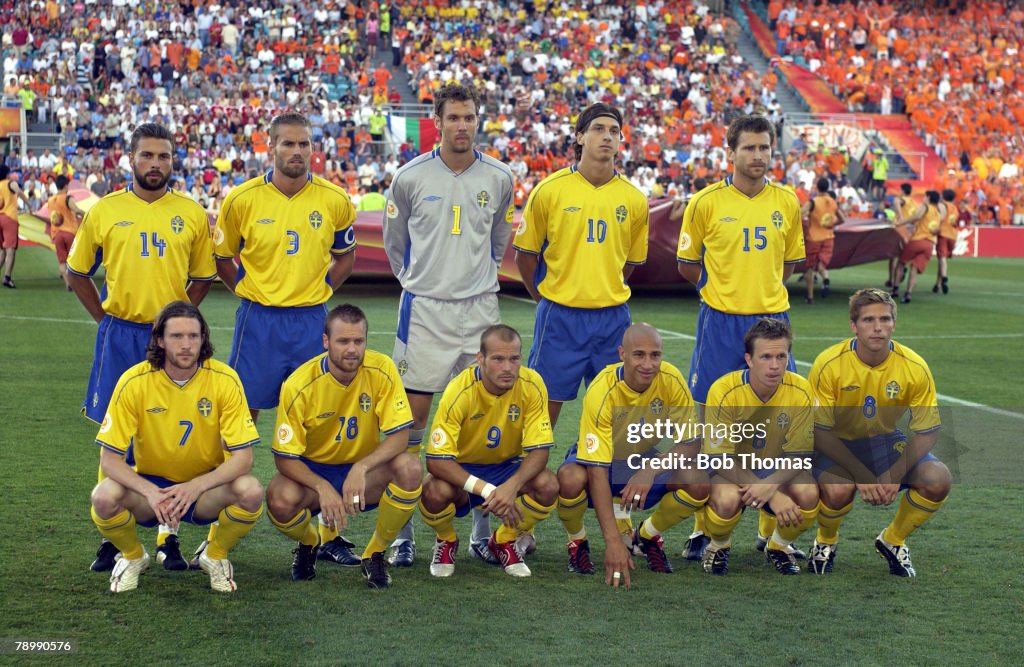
[699,319,819,576]
[420,325,558,578]
[90,302,264,593]
[265,305,422,590]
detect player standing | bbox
[383,83,515,565]
[801,178,845,304]
[46,174,86,290]
[0,165,31,288]
[66,123,217,573]
[215,112,359,567]
[676,115,805,559]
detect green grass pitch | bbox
[1,247,1021,665]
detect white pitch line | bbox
[652,324,1024,422]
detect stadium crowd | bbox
[3,0,1022,224]
[764,0,1024,224]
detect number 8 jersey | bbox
[808,337,940,440]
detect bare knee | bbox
[788,482,820,510]
[819,483,855,508]
[709,484,741,517]
[390,451,423,491]
[529,469,559,505]
[90,479,124,518]
[420,475,457,512]
[233,474,265,512]
[266,475,304,520]
[557,463,586,498]
[913,461,951,502]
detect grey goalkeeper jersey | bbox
[383,148,515,300]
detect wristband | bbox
[480,483,496,499]
[463,475,497,499]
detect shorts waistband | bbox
[241,298,327,315]
[541,297,628,313]
[105,315,154,330]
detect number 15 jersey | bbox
[677,177,804,315]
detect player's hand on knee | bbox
[769,494,801,527]
[878,482,900,506]
[317,484,348,531]
[341,471,367,514]
[481,483,517,522]
[621,473,655,511]
[856,483,885,506]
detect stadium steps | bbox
[366,32,418,105]
[871,116,945,188]
[733,2,808,115]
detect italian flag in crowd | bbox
[388,115,438,152]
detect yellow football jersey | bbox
[96,359,259,483]
[677,178,804,315]
[426,366,552,465]
[273,350,413,464]
[513,166,648,308]
[702,370,813,459]
[808,338,940,439]
[576,361,696,467]
[214,173,357,308]
[66,188,216,323]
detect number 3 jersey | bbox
[96,359,259,483]
[513,166,648,308]
[427,365,553,465]
[66,188,216,323]
[808,337,940,440]
[677,177,804,315]
[273,350,413,465]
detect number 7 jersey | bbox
[677,177,804,315]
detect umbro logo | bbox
[470,413,485,420]
[718,217,738,222]
[423,195,442,202]
[256,218,275,225]
[563,206,581,212]
[841,385,861,391]
[114,220,134,227]
[317,411,336,419]
[146,407,167,413]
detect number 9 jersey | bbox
[426,365,553,466]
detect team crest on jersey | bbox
[429,428,446,450]
[649,398,664,415]
[114,220,134,227]
[585,433,600,454]
[170,216,185,234]
[197,397,213,417]
[615,205,628,224]
[359,393,372,413]
[771,210,784,229]
[277,423,294,444]
[386,200,398,219]
[99,414,112,433]
[507,404,521,422]
[515,219,526,236]
[309,210,323,230]
[476,191,490,208]
[397,359,409,376]
[777,412,790,429]
[213,226,225,245]
[885,381,901,399]
[146,407,167,414]
[678,232,692,252]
